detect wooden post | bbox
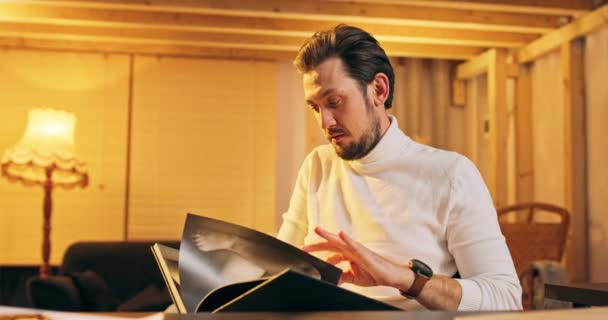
[452,79,466,107]
[391,58,409,134]
[465,76,479,166]
[407,59,423,138]
[561,39,588,281]
[420,60,433,145]
[432,60,450,149]
[515,63,534,204]
[41,166,54,277]
[487,49,509,208]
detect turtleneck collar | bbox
[348,114,411,167]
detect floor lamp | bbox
[1,108,88,277]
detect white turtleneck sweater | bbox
[277,116,522,311]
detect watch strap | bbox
[400,273,430,299]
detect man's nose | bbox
[319,108,336,129]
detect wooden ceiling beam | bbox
[456,48,519,80]
[517,4,608,64]
[0,22,307,48]
[0,37,297,61]
[381,43,483,60]
[0,22,483,60]
[11,0,563,33]
[0,2,538,48]
[0,4,538,48]
[456,49,494,80]
[345,0,592,16]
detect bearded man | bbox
[277,25,522,311]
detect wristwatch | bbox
[400,259,433,299]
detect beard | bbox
[332,98,383,161]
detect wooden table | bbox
[544,282,608,307]
[164,311,461,320]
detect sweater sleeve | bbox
[276,153,312,247]
[446,157,523,311]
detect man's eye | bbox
[328,99,340,107]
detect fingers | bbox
[305,227,350,254]
[339,231,395,265]
[301,241,337,253]
[340,270,354,284]
[326,253,348,265]
[338,231,365,253]
[317,228,364,255]
[315,227,360,254]
[349,261,364,275]
[304,227,362,264]
[314,226,342,243]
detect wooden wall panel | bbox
[525,38,591,280]
[477,75,490,189]
[515,64,534,203]
[465,75,490,182]
[431,60,451,150]
[419,60,434,144]
[391,59,409,134]
[562,39,588,281]
[459,49,508,206]
[487,49,508,208]
[531,50,565,208]
[585,25,608,282]
[275,61,306,231]
[128,57,277,239]
[0,49,129,265]
[252,62,277,235]
[392,58,454,147]
[405,59,423,141]
[445,99,467,156]
[402,59,422,139]
[506,77,517,205]
[465,76,478,163]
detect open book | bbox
[151,213,400,313]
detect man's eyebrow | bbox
[305,88,339,103]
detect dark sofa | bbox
[27,240,180,312]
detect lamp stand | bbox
[2,110,88,277]
[41,166,54,277]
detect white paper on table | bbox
[0,306,164,320]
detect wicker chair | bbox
[497,202,569,273]
[497,202,570,309]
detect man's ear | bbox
[371,73,390,108]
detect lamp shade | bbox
[1,108,88,187]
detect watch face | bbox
[410,259,433,277]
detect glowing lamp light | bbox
[1,108,88,276]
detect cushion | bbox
[27,275,85,311]
[70,270,120,311]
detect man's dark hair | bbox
[294,24,394,109]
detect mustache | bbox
[327,127,346,135]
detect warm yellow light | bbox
[1,108,87,187]
[1,108,88,277]
[21,109,76,158]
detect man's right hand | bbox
[302,226,414,289]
